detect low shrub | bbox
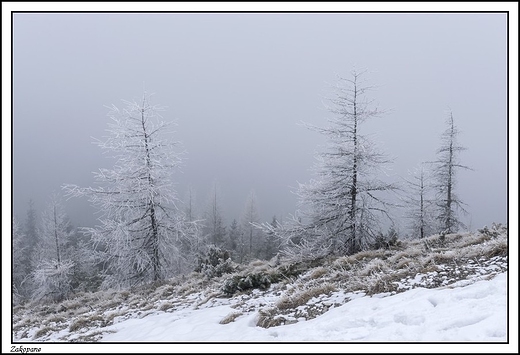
[222,273,273,296]
[195,246,235,278]
[373,227,402,250]
[478,223,506,239]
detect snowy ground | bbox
[9,226,517,353]
[101,272,508,342]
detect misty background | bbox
[12,12,507,233]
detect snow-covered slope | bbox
[11,224,513,350]
[101,272,507,342]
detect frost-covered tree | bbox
[403,164,435,239]
[31,193,75,301]
[176,186,205,271]
[13,200,41,299]
[292,70,395,256]
[63,92,194,288]
[263,215,281,260]
[431,112,471,234]
[35,193,74,263]
[184,186,197,222]
[202,182,227,248]
[32,259,75,302]
[226,219,242,261]
[22,200,39,278]
[12,217,28,303]
[240,190,264,260]
[68,232,104,293]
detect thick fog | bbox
[11,12,509,232]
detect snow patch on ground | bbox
[100,272,507,342]
[12,228,510,345]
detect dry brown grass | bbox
[456,233,490,249]
[219,311,243,324]
[366,278,394,296]
[177,274,205,296]
[36,304,58,317]
[331,256,352,270]
[308,266,328,280]
[69,318,89,332]
[158,285,176,298]
[346,249,387,263]
[69,314,104,332]
[394,257,414,269]
[71,330,114,342]
[45,314,66,324]
[13,224,508,342]
[104,310,126,324]
[357,258,388,277]
[276,283,336,311]
[140,303,154,311]
[389,248,422,263]
[13,316,34,330]
[98,296,124,310]
[61,299,83,311]
[482,238,508,258]
[364,269,410,296]
[34,325,56,339]
[445,233,466,244]
[257,307,287,328]
[159,302,174,312]
[432,250,458,264]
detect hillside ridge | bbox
[12,223,508,342]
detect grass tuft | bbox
[219,311,243,324]
[276,283,336,311]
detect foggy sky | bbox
[10,11,509,233]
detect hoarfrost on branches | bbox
[430,112,471,234]
[12,217,28,303]
[258,70,397,259]
[63,92,198,288]
[402,164,436,239]
[240,190,263,261]
[202,182,227,249]
[32,259,75,302]
[31,193,75,302]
